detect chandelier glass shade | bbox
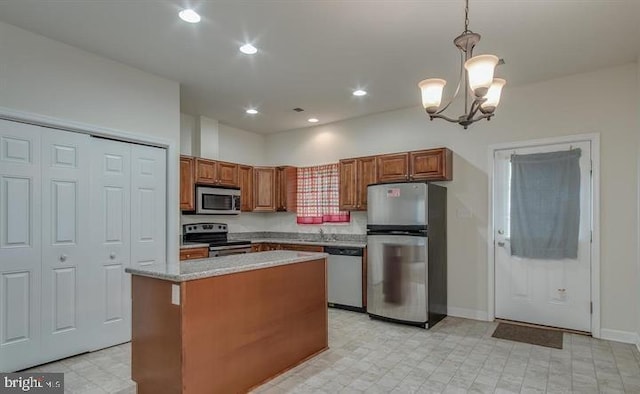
[418,0,505,129]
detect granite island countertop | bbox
[126,250,328,282]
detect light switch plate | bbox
[171,284,180,305]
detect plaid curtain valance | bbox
[296,163,350,224]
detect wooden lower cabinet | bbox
[179,247,209,261]
[279,244,324,252]
[131,259,328,394]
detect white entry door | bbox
[0,120,42,371]
[494,140,592,332]
[40,129,92,359]
[90,137,132,349]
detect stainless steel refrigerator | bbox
[366,182,447,328]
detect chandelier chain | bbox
[464,0,470,32]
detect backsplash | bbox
[180,211,367,236]
[228,231,366,243]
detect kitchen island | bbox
[126,251,328,394]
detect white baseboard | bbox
[599,328,639,344]
[447,307,490,321]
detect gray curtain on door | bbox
[510,148,581,259]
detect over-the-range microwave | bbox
[195,186,241,215]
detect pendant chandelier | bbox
[418,0,506,129]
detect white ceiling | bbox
[0,1,638,134]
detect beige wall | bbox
[0,22,180,144]
[266,63,639,334]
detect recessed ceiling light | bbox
[178,9,201,23]
[239,43,258,55]
[246,109,258,115]
[308,118,319,123]
[353,90,367,96]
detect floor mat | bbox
[492,322,563,349]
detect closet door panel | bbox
[91,138,132,349]
[131,145,166,271]
[40,130,91,359]
[0,119,42,372]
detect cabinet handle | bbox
[110,253,116,260]
[59,254,67,262]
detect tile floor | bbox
[23,309,640,393]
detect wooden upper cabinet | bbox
[377,153,409,183]
[357,156,377,209]
[216,161,239,187]
[195,158,217,184]
[180,156,195,211]
[253,167,276,212]
[409,148,453,181]
[339,156,377,211]
[238,165,253,212]
[339,159,358,210]
[195,158,238,187]
[276,166,297,212]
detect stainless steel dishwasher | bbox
[325,246,364,312]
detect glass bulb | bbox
[480,78,506,113]
[464,54,499,98]
[418,79,446,114]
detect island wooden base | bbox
[131,258,328,394]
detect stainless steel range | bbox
[182,223,252,257]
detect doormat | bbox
[492,322,563,349]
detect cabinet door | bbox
[179,156,194,211]
[279,244,324,252]
[276,166,297,212]
[357,157,377,210]
[253,167,276,212]
[339,159,358,210]
[410,148,452,181]
[217,161,239,187]
[41,129,92,361]
[238,165,253,212]
[179,247,209,261]
[0,120,42,372]
[195,158,216,185]
[376,153,409,183]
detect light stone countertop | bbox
[247,238,366,249]
[125,250,328,282]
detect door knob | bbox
[110,253,116,260]
[497,241,505,247]
[59,254,67,262]
[498,229,504,235]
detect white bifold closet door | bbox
[0,120,42,372]
[130,144,166,272]
[40,129,92,360]
[0,119,167,372]
[90,137,166,349]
